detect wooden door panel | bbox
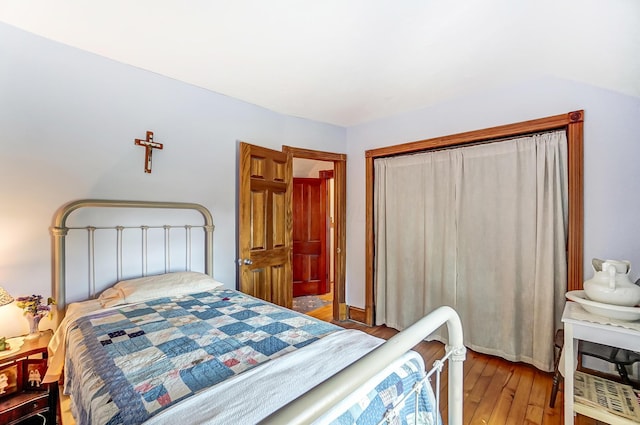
[292,255,304,282]
[307,256,320,284]
[293,184,306,240]
[272,191,286,248]
[250,247,289,264]
[292,255,321,275]
[239,142,292,308]
[246,263,288,305]
[295,241,321,255]
[249,154,286,181]
[292,178,327,297]
[249,189,266,250]
[269,264,287,306]
[292,256,322,293]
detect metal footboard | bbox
[260,306,466,425]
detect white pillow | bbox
[98,271,223,308]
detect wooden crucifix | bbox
[134,131,163,173]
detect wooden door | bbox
[238,142,293,308]
[292,178,328,297]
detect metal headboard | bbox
[50,199,214,321]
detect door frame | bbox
[283,146,347,321]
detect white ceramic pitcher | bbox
[583,258,640,306]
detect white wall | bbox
[2,22,639,335]
[293,158,333,178]
[345,77,640,308]
[0,23,345,337]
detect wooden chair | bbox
[550,328,640,407]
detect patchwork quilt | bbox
[329,356,438,425]
[64,289,340,425]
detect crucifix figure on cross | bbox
[134,131,163,173]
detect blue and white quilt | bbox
[327,356,439,425]
[64,289,339,425]
[63,288,438,425]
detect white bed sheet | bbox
[44,298,105,383]
[146,328,389,424]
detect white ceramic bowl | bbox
[566,290,640,321]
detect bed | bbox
[45,199,466,425]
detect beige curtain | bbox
[374,130,567,371]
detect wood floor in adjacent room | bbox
[306,302,605,425]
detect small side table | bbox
[0,330,58,425]
[562,302,640,424]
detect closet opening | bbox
[364,110,584,329]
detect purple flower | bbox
[15,294,56,318]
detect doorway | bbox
[292,160,334,313]
[284,146,347,322]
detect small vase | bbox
[25,313,43,340]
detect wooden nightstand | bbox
[0,330,58,425]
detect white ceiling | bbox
[1,0,639,127]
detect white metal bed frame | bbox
[49,199,466,425]
[50,199,214,317]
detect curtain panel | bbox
[374,130,568,371]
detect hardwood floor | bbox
[305,302,605,425]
